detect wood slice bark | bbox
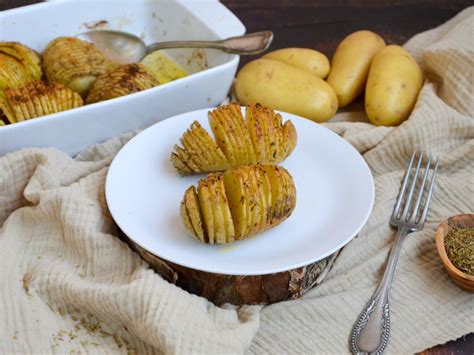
[127,238,340,305]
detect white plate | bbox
[106,108,374,275]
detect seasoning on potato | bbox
[235,58,338,123]
[180,164,296,244]
[86,63,160,104]
[0,42,42,90]
[43,37,117,96]
[1,80,83,123]
[170,103,297,175]
[263,47,330,79]
[326,30,385,107]
[365,45,423,126]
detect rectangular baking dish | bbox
[0,0,245,156]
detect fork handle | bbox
[351,227,409,354]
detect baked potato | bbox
[180,164,296,243]
[365,45,423,126]
[42,37,116,96]
[140,50,187,84]
[0,42,42,91]
[1,80,83,123]
[86,63,159,104]
[170,103,297,175]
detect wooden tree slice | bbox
[127,238,341,305]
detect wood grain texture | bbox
[1,0,473,353]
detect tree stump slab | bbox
[128,238,341,305]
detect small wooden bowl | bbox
[435,214,474,292]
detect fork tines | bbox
[391,152,439,229]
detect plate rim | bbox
[105,107,375,276]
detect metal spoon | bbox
[77,30,273,64]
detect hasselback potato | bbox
[86,63,159,104]
[42,37,116,96]
[0,42,42,90]
[181,165,296,244]
[1,80,83,123]
[171,104,297,175]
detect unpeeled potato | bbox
[235,58,338,122]
[326,30,386,107]
[365,45,423,126]
[181,165,296,243]
[263,48,330,79]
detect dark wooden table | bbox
[1,0,473,353]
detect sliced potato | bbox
[140,50,187,84]
[182,165,296,243]
[207,174,227,244]
[223,169,248,240]
[280,166,297,223]
[197,179,215,244]
[171,104,297,175]
[171,121,229,175]
[257,165,272,230]
[86,64,159,104]
[0,42,42,82]
[226,104,257,164]
[3,80,83,122]
[215,174,235,243]
[43,37,116,96]
[209,109,239,167]
[181,186,206,243]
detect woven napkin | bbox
[1,6,473,354]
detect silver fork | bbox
[350,152,439,355]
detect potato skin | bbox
[263,48,330,79]
[326,30,385,107]
[235,58,338,123]
[365,45,423,126]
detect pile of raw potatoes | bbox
[235,30,424,126]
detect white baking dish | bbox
[0,0,245,156]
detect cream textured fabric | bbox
[1,7,473,355]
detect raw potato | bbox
[86,64,159,104]
[180,165,296,243]
[235,58,338,122]
[365,45,423,126]
[1,80,83,123]
[326,30,386,107]
[263,48,330,79]
[171,103,297,175]
[42,37,117,96]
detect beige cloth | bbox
[1,7,474,355]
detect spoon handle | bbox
[145,31,273,56]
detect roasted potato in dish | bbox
[180,165,296,243]
[86,63,159,104]
[0,42,42,90]
[1,80,83,123]
[171,104,297,175]
[43,37,116,96]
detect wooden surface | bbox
[1,0,473,353]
